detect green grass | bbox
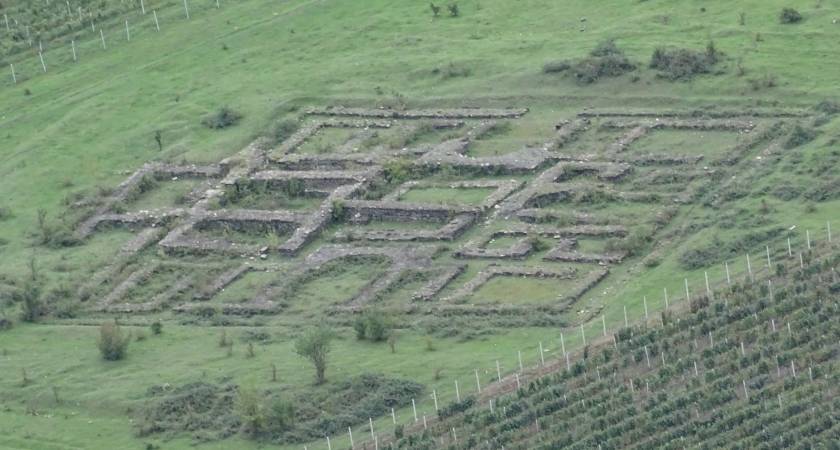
[629,128,742,159]
[398,186,495,206]
[209,269,278,305]
[1,0,840,448]
[127,178,204,210]
[468,275,578,306]
[285,257,390,314]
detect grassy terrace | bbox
[0,0,839,449]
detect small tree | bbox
[430,3,441,17]
[97,320,130,361]
[294,326,335,385]
[150,321,163,335]
[447,3,459,17]
[153,130,163,151]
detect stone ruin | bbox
[73,105,802,317]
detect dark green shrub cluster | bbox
[136,381,240,439]
[543,39,636,84]
[382,158,413,184]
[783,125,818,149]
[354,310,393,342]
[605,228,653,257]
[649,42,721,81]
[202,107,243,129]
[269,118,299,144]
[97,320,130,361]
[779,8,803,24]
[813,100,840,115]
[34,209,80,249]
[438,396,476,418]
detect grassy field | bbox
[1,0,840,449]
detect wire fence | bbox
[306,220,836,450]
[2,0,228,86]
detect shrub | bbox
[542,60,571,73]
[12,262,46,323]
[447,3,459,17]
[34,209,80,249]
[784,125,817,149]
[543,40,635,84]
[359,310,393,342]
[150,321,163,335]
[98,320,130,361]
[814,100,840,115]
[269,118,298,144]
[650,42,721,81]
[265,395,296,432]
[590,39,622,57]
[202,106,242,129]
[383,158,412,184]
[330,200,345,222]
[430,3,441,17]
[353,316,367,340]
[570,54,636,84]
[779,8,802,24]
[136,381,239,439]
[438,396,475,418]
[432,62,471,79]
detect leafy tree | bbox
[294,326,335,385]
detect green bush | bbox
[269,118,299,144]
[383,158,413,184]
[202,107,243,129]
[543,40,636,84]
[353,316,367,340]
[814,100,840,115]
[433,62,471,79]
[150,321,163,336]
[650,42,721,81]
[136,381,239,439]
[97,321,130,361]
[779,8,802,24]
[784,125,818,149]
